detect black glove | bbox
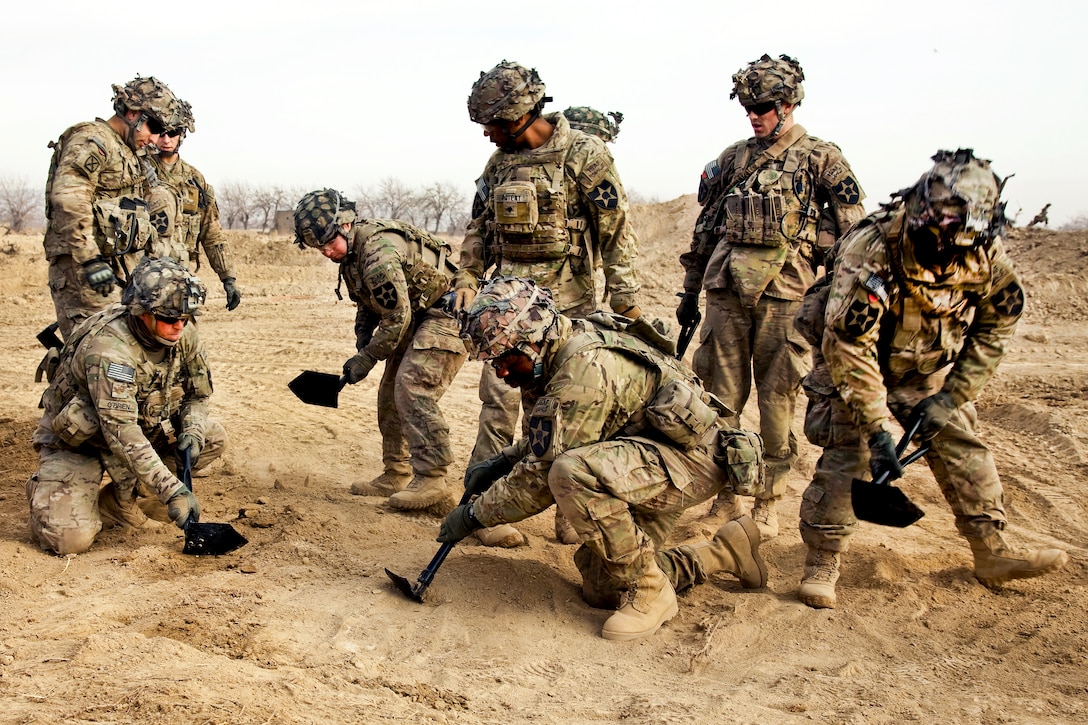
[343,352,377,384]
[437,503,482,543]
[167,486,201,529]
[176,432,203,470]
[676,292,700,327]
[464,454,514,497]
[909,391,958,441]
[867,431,905,483]
[82,258,117,297]
[222,277,241,311]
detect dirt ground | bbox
[0,199,1085,724]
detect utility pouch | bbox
[646,379,720,450]
[493,179,539,236]
[51,394,101,446]
[714,428,765,496]
[93,195,151,257]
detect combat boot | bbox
[98,482,162,530]
[688,515,767,588]
[707,490,747,521]
[798,546,840,609]
[751,497,779,540]
[388,475,450,510]
[601,561,679,641]
[474,524,527,548]
[968,533,1068,587]
[554,509,580,545]
[351,471,411,497]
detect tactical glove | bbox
[909,391,958,441]
[83,258,117,297]
[867,430,905,483]
[676,292,700,327]
[222,277,241,311]
[176,432,204,470]
[437,503,482,543]
[166,486,201,529]
[343,351,378,384]
[463,454,514,497]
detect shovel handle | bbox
[873,443,931,486]
[410,488,476,593]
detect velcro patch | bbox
[862,272,889,304]
[476,176,489,202]
[842,298,880,338]
[579,156,609,188]
[528,396,561,459]
[831,176,861,205]
[372,281,399,310]
[588,180,620,209]
[106,362,136,383]
[992,281,1025,318]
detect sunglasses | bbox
[144,114,166,135]
[164,128,185,138]
[744,101,777,116]
[154,313,191,325]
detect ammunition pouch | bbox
[645,379,721,450]
[93,195,151,257]
[714,428,766,496]
[51,394,101,446]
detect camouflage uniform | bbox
[454,110,641,462]
[148,157,235,282]
[680,55,866,523]
[27,259,224,555]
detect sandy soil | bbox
[0,200,1085,724]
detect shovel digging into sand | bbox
[288,371,349,409]
[851,419,929,528]
[178,449,248,556]
[385,489,473,603]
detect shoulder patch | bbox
[698,159,721,204]
[528,396,561,459]
[588,179,620,210]
[861,272,889,304]
[991,281,1025,318]
[106,362,136,384]
[578,155,609,189]
[831,176,862,205]
[842,298,880,339]
[475,176,489,202]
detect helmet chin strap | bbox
[768,101,793,140]
[498,107,543,152]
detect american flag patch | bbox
[702,159,720,181]
[862,272,889,304]
[106,362,136,383]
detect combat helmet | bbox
[111,76,178,133]
[904,148,1005,248]
[122,256,206,319]
[293,189,357,249]
[169,99,196,135]
[468,60,549,124]
[563,106,624,143]
[462,277,560,375]
[730,54,805,107]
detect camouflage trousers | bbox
[693,289,809,497]
[48,255,122,339]
[549,438,727,607]
[799,371,1007,551]
[376,308,466,478]
[26,419,227,555]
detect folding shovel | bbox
[385,489,473,603]
[288,371,349,409]
[851,419,929,528]
[179,449,248,556]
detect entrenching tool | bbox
[851,419,929,528]
[385,489,473,603]
[179,449,248,556]
[674,293,701,361]
[288,370,349,408]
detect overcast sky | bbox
[2,0,1082,226]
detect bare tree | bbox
[252,185,296,232]
[0,175,42,233]
[218,181,254,230]
[419,181,466,233]
[360,177,422,224]
[1060,214,1088,232]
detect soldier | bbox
[438,277,768,641]
[453,61,642,548]
[293,189,467,510]
[44,76,179,338]
[1026,203,1051,229]
[26,256,225,555]
[678,54,867,539]
[794,149,1068,609]
[147,100,242,311]
[562,106,624,143]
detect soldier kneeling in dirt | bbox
[437,277,768,641]
[27,257,226,555]
[794,149,1068,609]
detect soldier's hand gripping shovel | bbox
[179,448,248,556]
[385,489,473,603]
[289,371,349,409]
[851,418,929,528]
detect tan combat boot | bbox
[705,490,746,521]
[474,524,527,548]
[554,509,580,545]
[751,497,779,540]
[98,483,163,530]
[388,475,450,510]
[601,561,679,641]
[968,533,1068,587]
[798,546,840,609]
[689,515,768,588]
[351,471,411,497]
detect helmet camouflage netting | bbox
[468,60,547,124]
[562,106,624,143]
[904,148,1005,246]
[730,54,805,106]
[462,277,560,363]
[122,256,206,317]
[293,189,357,249]
[111,76,179,126]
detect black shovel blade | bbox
[385,567,427,603]
[183,521,249,556]
[851,479,926,528]
[288,370,344,408]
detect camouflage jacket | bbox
[339,220,459,360]
[453,113,640,313]
[823,207,1025,438]
[681,124,866,305]
[471,315,718,527]
[43,119,149,265]
[148,154,235,281]
[34,304,213,502]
